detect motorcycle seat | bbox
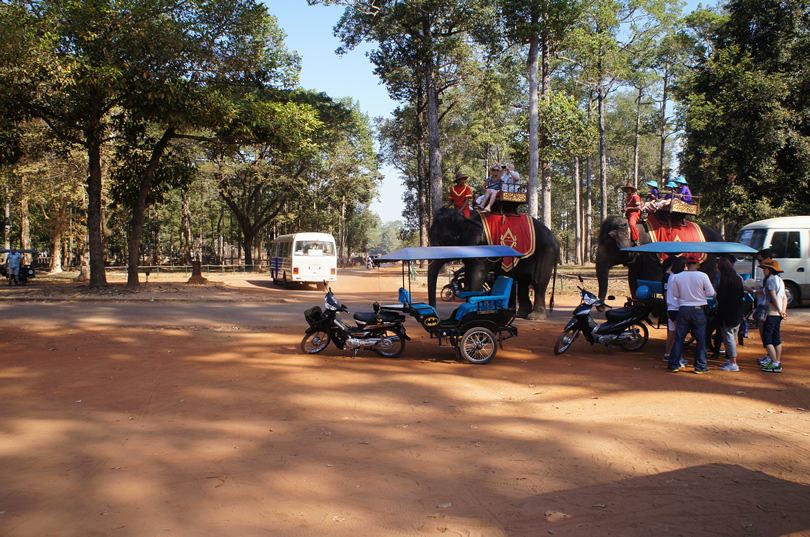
[605,306,644,322]
[354,311,405,325]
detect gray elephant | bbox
[427,208,559,320]
[595,215,724,301]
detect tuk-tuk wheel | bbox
[459,327,497,365]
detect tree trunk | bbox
[4,183,9,250]
[242,228,255,266]
[659,63,670,182]
[86,133,108,287]
[586,155,593,263]
[574,157,582,265]
[633,86,642,188]
[527,32,540,220]
[126,128,175,290]
[540,29,553,227]
[598,82,608,222]
[423,24,443,220]
[20,180,31,262]
[416,77,429,247]
[50,201,66,273]
[181,190,193,263]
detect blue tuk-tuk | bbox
[375,245,524,364]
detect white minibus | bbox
[736,216,810,307]
[270,232,337,287]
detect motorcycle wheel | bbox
[553,328,579,355]
[459,327,497,364]
[618,322,649,351]
[441,284,455,302]
[300,331,330,354]
[374,328,405,358]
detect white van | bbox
[270,232,337,287]
[736,216,810,307]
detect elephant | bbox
[427,208,560,320]
[595,214,724,301]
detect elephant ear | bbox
[430,208,485,246]
[599,216,632,249]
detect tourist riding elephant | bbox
[595,215,724,301]
[427,208,559,320]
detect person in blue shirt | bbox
[675,177,692,204]
[645,180,660,201]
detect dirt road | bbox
[1,268,809,537]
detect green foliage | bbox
[514,91,596,162]
[679,0,810,224]
[367,220,404,255]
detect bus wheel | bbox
[282,272,289,289]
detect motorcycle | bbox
[440,268,494,302]
[553,279,653,355]
[301,286,410,358]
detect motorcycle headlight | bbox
[325,292,340,311]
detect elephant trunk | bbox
[427,259,444,308]
[595,247,612,301]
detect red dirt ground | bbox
[1,267,809,537]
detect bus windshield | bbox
[737,229,767,251]
[295,240,335,256]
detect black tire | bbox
[374,328,405,358]
[282,272,289,289]
[553,328,579,355]
[459,327,497,364]
[441,285,455,302]
[300,331,330,354]
[785,281,800,308]
[618,322,649,351]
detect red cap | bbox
[686,254,700,264]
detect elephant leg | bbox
[515,278,534,319]
[526,282,547,321]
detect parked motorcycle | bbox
[441,268,494,301]
[553,279,653,355]
[301,286,410,357]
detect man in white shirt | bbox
[667,254,716,374]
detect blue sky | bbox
[268,1,719,224]
[267,2,404,223]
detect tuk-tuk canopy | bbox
[621,241,756,255]
[375,245,525,262]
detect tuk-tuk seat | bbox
[453,276,513,320]
[637,279,663,298]
[398,287,438,317]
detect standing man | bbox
[621,183,642,246]
[667,254,716,374]
[6,247,23,286]
[448,172,473,219]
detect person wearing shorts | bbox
[479,165,503,213]
[759,259,788,373]
[6,247,22,285]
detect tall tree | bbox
[312,0,487,222]
[486,0,584,225]
[0,0,298,287]
[679,0,810,224]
